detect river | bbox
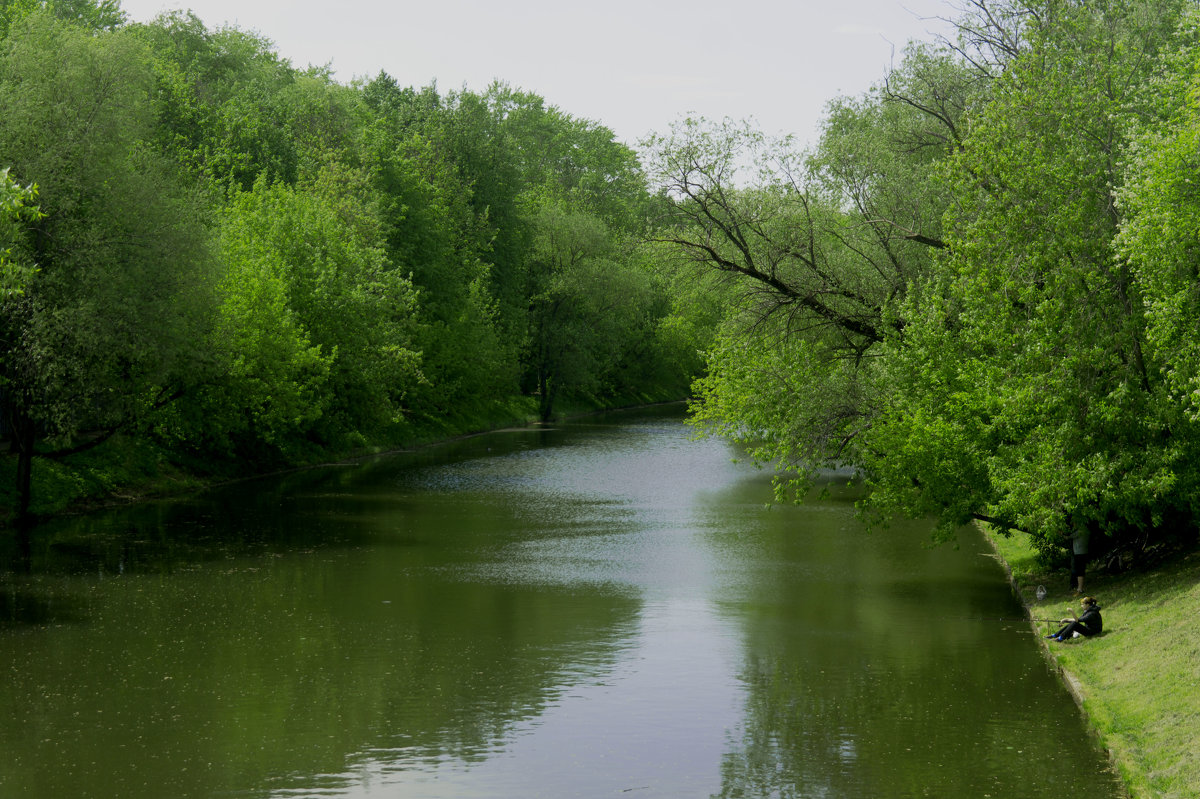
[1,405,1122,798]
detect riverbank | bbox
[986,529,1200,799]
[1,395,683,526]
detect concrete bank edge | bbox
[981,528,1132,798]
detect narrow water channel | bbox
[1,406,1122,798]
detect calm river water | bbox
[1,406,1121,798]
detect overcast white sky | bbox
[117,0,960,149]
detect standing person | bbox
[1070,526,1091,594]
[1046,596,1103,641]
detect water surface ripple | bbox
[0,407,1121,798]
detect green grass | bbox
[988,528,1200,799]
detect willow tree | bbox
[645,43,973,501]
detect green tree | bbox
[0,12,218,521]
[360,79,669,423]
[487,87,660,417]
[1112,7,1200,551]
[132,11,300,190]
[395,82,530,365]
[522,196,650,419]
[360,76,518,420]
[0,0,123,37]
[654,0,1200,561]
[646,56,966,497]
[486,84,647,233]
[866,0,1195,550]
[165,171,422,459]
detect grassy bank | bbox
[987,529,1200,799]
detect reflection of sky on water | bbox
[262,411,1119,799]
[2,409,1122,799]
[301,598,743,799]
[394,419,751,600]
[400,420,743,511]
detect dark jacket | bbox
[1077,605,1102,634]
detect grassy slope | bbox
[987,529,1200,799]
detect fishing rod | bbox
[947,588,1085,623]
[960,615,1067,623]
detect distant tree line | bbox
[645,0,1200,565]
[0,1,718,523]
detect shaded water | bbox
[1,406,1121,798]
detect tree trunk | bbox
[13,410,35,526]
[538,370,556,422]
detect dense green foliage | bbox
[0,2,711,522]
[8,0,1200,568]
[653,0,1200,564]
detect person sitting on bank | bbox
[1046,596,1102,642]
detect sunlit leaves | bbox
[0,166,40,299]
[866,0,1200,549]
[207,174,422,448]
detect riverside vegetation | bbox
[0,0,723,522]
[4,1,1200,793]
[989,529,1200,799]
